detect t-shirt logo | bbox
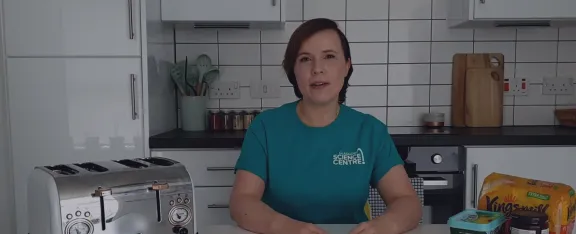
[333,148,366,166]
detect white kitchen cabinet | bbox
[473,0,576,19]
[195,187,236,233]
[153,150,240,186]
[447,0,576,28]
[4,0,141,56]
[161,0,285,27]
[8,57,145,234]
[465,146,576,210]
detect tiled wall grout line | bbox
[511,29,517,125]
[428,0,434,114]
[385,0,391,125]
[216,30,222,109]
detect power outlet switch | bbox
[542,77,575,95]
[209,81,240,99]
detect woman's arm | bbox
[373,165,423,233]
[229,170,292,234]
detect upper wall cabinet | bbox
[4,0,141,57]
[161,0,285,29]
[447,0,576,28]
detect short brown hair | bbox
[282,18,353,104]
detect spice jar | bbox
[208,110,221,131]
[510,210,549,234]
[222,111,235,131]
[243,111,254,130]
[232,111,244,130]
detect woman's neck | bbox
[297,100,340,127]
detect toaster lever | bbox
[92,187,111,231]
[151,182,169,191]
[150,181,169,222]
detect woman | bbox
[229,18,422,234]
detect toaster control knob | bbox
[172,226,189,234]
[431,154,442,164]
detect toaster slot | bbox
[75,162,109,172]
[45,165,79,175]
[140,157,176,166]
[114,159,148,168]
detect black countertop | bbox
[149,126,576,149]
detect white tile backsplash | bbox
[349,65,388,85]
[388,64,430,85]
[349,43,388,64]
[173,0,573,126]
[388,20,431,42]
[388,42,431,63]
[346,21,388,42]
[219,44,260,65]
[346,0,389,20]
[388,86,430,106]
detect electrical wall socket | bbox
[542,77,574,95]
[250,79,281,98]
[504,77,529,96]
[209,81,240,99]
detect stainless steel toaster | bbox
[27,157,196,234]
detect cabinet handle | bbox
[271,0,276,6]
[206,167,235,171]
[471,164,478,208]
[128,0,135,39]
[208,204,229,209]
[479,0,485,3]
[130,74,138,120]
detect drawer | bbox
[152,150,240,186]
[194,187,235,233]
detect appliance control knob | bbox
[173,226,189,234]
[431,154,442,164]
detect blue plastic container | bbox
[448,209,506,234]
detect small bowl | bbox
[555,108,576,127]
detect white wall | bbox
[0,0,15,232]
[174,0,576,126]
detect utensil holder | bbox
[181,96,208,131]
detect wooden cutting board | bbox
[452,53,504,127]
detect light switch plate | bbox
[209,81,240,99]
[542,77,574,95]
[250,79,281,98]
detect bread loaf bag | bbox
[477,172,576,234]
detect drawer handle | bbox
[208,204,229,209]
[207,167,235,171]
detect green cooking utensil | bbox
[195,54,213,83]
[203,67,219,86]
[170,63,186,95]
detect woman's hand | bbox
[349,220,386,234]
[275,219,327,234]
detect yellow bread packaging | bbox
[477,172,576,234]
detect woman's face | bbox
[294,29,350,106]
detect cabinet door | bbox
[161,0,281,22]
[152,150,240,187]
[7,57,145,234]
[4,0,141,57]
[474,0,576,19]
[194,187,235,233]
[465,146,576,210]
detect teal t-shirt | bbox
[234,101,404,224]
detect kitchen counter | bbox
[149,126,576,149]
[202,224,449,234]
